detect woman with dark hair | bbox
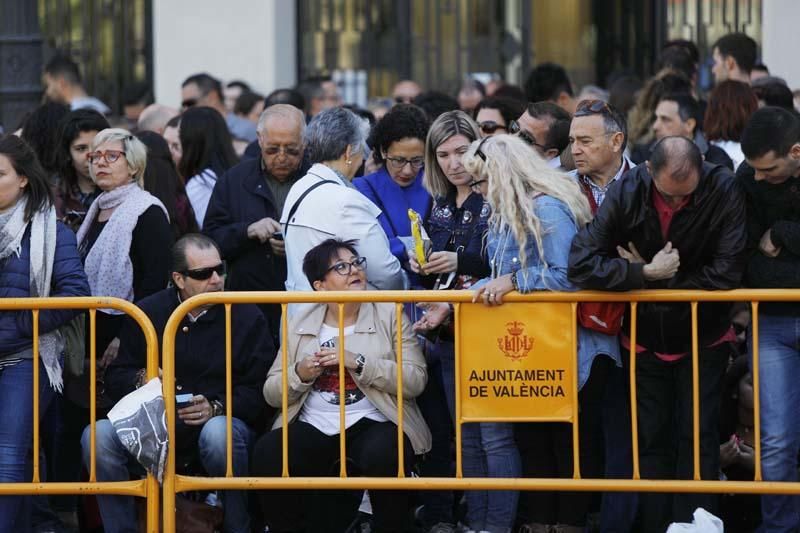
[705,80,759,170]
[53,109,111,230]
[353,104,432,266]
[0,135,89,529]
[20,102,70,177]
[253,238,430,533]
[474,97,526,138]
[177,106,238,228]
[135,130,197,238]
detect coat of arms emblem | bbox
[497,321,535,361]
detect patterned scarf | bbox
[0,197,64,391]
[76,182,168,314]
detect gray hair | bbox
[304,107,369,164]
[256,104,306,136]
[90,128,147,186]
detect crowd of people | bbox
[1,32,799,533]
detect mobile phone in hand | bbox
[272,231,284,241]
[176,393,194,409]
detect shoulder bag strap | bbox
[283,180,337,235]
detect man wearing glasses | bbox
[204,104,307,341]
[509,101,572,169]
[83,233,275,533]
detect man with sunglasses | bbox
[509,101,571,169]
[569,136,746,531]
[181,73,257,146]
[84,234,275,533]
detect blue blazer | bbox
[353,167,432,264]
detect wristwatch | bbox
[211,400,224,418]
[355,354,366,376]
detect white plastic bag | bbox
[107,377,169,483]
[666,508,724,533]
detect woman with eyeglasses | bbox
[253,238,431,533]
[0,135,89,529]
[353,104,432,268]
[474,96,526,139]
[177,106,239,229]
[76,129,172,377]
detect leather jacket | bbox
[568,162,747,353]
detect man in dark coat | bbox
[203,104,306,341]
[81,234,275,533]
[569,136,747,531]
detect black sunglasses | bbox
[474,136,490,162]
[181,262,226,280]
[508,121,546,150]
[733,322,747,335]
[181,98,198,109]
[478,121,506,135]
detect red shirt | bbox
[652,188,691,241]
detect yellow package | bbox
[408,208,430,266]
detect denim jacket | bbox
[478,194,620,389]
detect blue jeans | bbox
[0,359,56,533]
[461,423,521,533]
[81,416,254,533]
[752,313,800,533]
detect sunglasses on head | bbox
[478,121,506,135]
[181,262,226,280]
[574,99,624,130]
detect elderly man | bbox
[204,104,306,339]
[81,234,274,533]
[136,103,179,135]
[568,99,633,208]
[569,136,747,531]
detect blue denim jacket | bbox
[477,194,620,389]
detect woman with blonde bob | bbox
[419,134,621,531]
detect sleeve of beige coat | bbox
[353,308,427,398]
[263,330,313,408]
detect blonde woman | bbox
[418,134,620,531]
[472,134,623,532]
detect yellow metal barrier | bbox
[0,297,161,532]
[160,289,799,533]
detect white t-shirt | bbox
[299,324,387,435]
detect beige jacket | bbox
[264,301,432,454]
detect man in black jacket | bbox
[81,234,275,533]
[204,104,306,341]
[569,136,747,531]
[738,107,800,532]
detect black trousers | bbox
[516,355,612,526]
[635,345,728,532]
[252,418,414,533]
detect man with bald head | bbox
[203,104,307,341]
[569,136,747,530]
[136,103,179,134]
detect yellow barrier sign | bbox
[458,302,575,421]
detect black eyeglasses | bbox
[478,121,506,135]
[508,121,546,151]
[385,156,424,171]
[181,262,226,280]
[469,179,487,191]
[327,256,367,276]
[474,136,490,162]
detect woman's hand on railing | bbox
[473,274,514,305]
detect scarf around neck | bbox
[0,196,65,391]
[76,182,168,313]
